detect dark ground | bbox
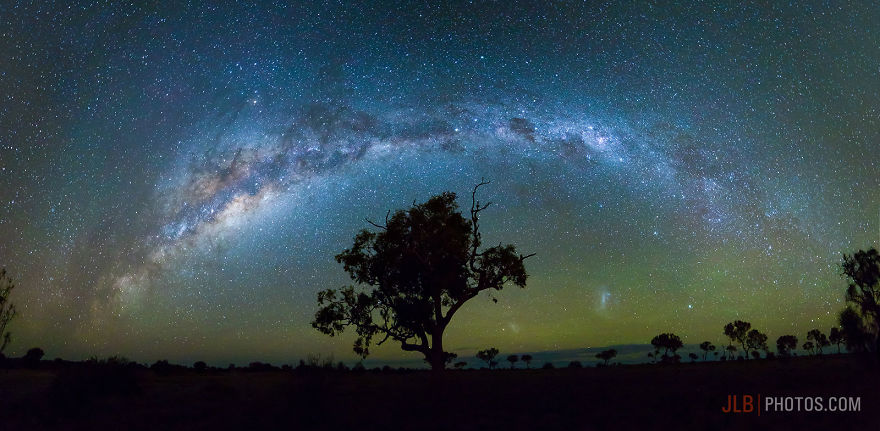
[1,355,877,430]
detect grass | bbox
[0,354,876,430]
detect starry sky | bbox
[1,1,878,366]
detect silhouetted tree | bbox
[0,268,16,354]
[312,181,534,371]
[506,354,519,369]
[595,349,617,366]
[23,347,44,368]
[699,341,716,361]
[724,320,752,358]
[829,327,845,354]
[521,354,533,368]
[568,361,583,368]
[806,329,829,355]
[839,307,870,353]
[746,329,768,359]
[776,335,798,357]
[839,248,879,354]
[725,344,737,360]
[803,341,816,355]
[193,361,207,372]
[542,362,555,369]
[303,353,335,369]
[453,361,467,369]
[650,333,683,362]
[688,352,698,363]
[477,347,500,369]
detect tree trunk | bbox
[429,328,445,372]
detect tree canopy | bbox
[698,341,716,361]
[806,329,829,355]
[595,349,617,366]
[477,347,500,369]
[839,248,879,355]
[724,320,752,358]
[0,268,16,355]
[312,181,533,370]
[745,329,769,358]
[776,335,798,357]
[650,333,683,362]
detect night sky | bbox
[1,1,878,366]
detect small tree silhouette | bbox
[802,341,815,355]
[745,329,768,359]
[506,354,519,369]
[23,347,44,368]
[521,354,533,368]
[193,361,207,372]
[829,327,845,354]
[595,349,617,366]
[724,320,752,358]
[650,333,683,362]
[567,361,583,368]
[0,268,17,354]
[477,348,499,369]
[699,341,716,361]
[776,335,798,357]
[725,344,737,360]
[688,353,698,363]
[806,329,829,355]
[453,361,467,369]
[542,362,555,369]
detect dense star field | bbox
[1,2,878,366]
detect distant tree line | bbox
[2,181,878,373]
[647,323,849,364]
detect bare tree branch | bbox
[364,210,391,230]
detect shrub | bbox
[23,347,45,368]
